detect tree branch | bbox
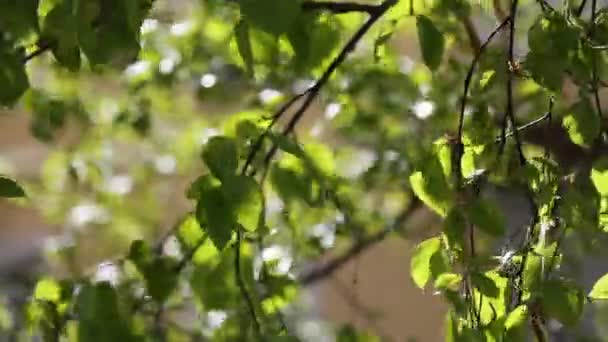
[302,1,380,14]
[300,197,421,285]
[456,17,511,184]
[22,40,52,63]
[258,0,398,172]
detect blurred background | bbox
[1,0,608,340]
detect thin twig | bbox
[590,0,604,129]
[22,41,52,63]
[456,16,511,182]
[302,1,380,14]
[260,0,398,171]
[501,0,525,166]
[235,228,262,338]
[577,0,589,16]
[493,111,551,143]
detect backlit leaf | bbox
[589,273,608,300]
[234,20,255,78]
[562,99,599,148]
[410,236,442,289]
[416,15,444,71]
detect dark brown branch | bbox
[22,40,52,63]
[302,1,379,14]
[501,0,525,166]
[300,197,421,285]
[577,0,589,16]
[234,228,261,338]
[590,0,604,127]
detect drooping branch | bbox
[590,0,604,129]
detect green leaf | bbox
[504,305,529,340]
[416,15,445,71]
[0,176,26,198]
[434,273,462,291]
[34,278,62,303]
[523,253,542,292]
[589,273,608,300]
[471,272,499,298]
[443,208,466,249]
[76,282,136,341]
[77,0,142,67]
[0,52,29,106]
[591,158,608,195]
[286,13,340,73]
[197,182,234,250]
[202,136,238,181]
[562,98,599,148]
[542,279,585,326]
[479,70,496,89]
[224,175,263,232]
[0,0,39,39]
[42,1,81,70]
[177,215,205,250]
[190,249,238,309]
[240,0,301,36]
[410,236,442,289]
[409,156,453,217]
[234,20,255,78]
[128,240,178,303]
[467,198,506,236]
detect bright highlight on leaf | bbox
[410,236,442,289]
[34,278,62,303]
[589,273,608,300]
[562,99,599,148]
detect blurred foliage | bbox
[0,0,607,341]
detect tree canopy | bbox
[1,0,608,340]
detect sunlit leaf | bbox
[410,156,453,217]
[410,236,442,289]
[234,20,255,78]
[34,278,61,303]
[562,99,599,148]
[434,273,462,291]
[589,273,608,300]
